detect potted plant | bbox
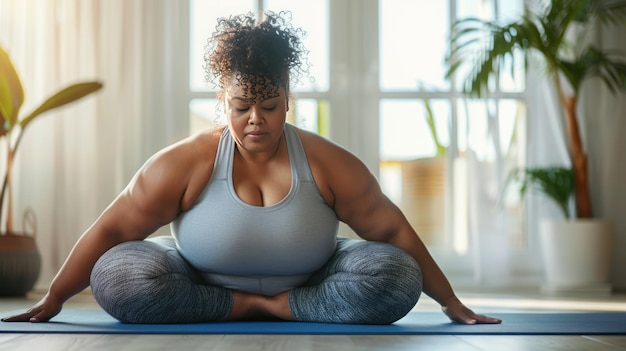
[506,167,612,293]
[446,0,625,292]
[0,44,103,296]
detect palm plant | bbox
[0,44,103,235]
[507,167,575,219]
[446,0,626,218]
[423,97,447,157]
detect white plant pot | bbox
[539,219,613,294]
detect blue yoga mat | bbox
[2,310,625,335]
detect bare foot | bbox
[227,292,265,320]
[264,292,294,321]
[227,291,294,321]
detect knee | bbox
[358,241,423,304]
[344,240,422,291]
[91,238,187,283]
[336,240,423,324]
[90,239,192,323]
[92,240,164,286]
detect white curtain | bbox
[0,0,185,289]
[520,62,572,281]
[581,23,626,289]
[463,53,573,286]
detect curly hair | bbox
[204,11,310,104]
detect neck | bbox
[235,132,286,165]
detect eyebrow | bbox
[229,95,279,104]
[230,96,249,102]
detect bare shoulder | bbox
[294,127,375,208]
[92,126,226,241]
[294,127,361,166]
[133,125,226,211]
[151,126,224,165]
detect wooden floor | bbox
[2,289,626,351]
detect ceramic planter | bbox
[539,219,613,294]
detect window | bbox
[377,0,526,275]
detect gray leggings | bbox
[90,236,422,324]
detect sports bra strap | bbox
[212,124,313,182]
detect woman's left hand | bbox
[442,296,502,324]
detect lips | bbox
[246,130,267,136]
[245,130,268,140]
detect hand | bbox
[442,296,501,325]
[1,293,63,323]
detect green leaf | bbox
[20,81,103,129]
[446,0,626,100]
[506,167,575,219]
[587,0,626,26]
[0,45,24,134]
[584,48,626,94]
[422,98,446,157]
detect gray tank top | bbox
[171,124,338,296]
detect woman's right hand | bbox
[1,293,63,323]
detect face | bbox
[224,78,289,155]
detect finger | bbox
[1,306,57,323]
[456,305,502,325]
[443,307,476,325]
[1,311,36,323]
[472,313,502,324]
[453,315,477,325]
[28,309,55,323]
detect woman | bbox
[3,11,500,325]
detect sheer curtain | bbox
[463,55,570,287]
[582,23,626,290]
[0,0,185,289]
[521,63,571,281]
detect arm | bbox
[305,134,500,324]
[2,139,203,323]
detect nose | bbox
[248,105,264,125]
